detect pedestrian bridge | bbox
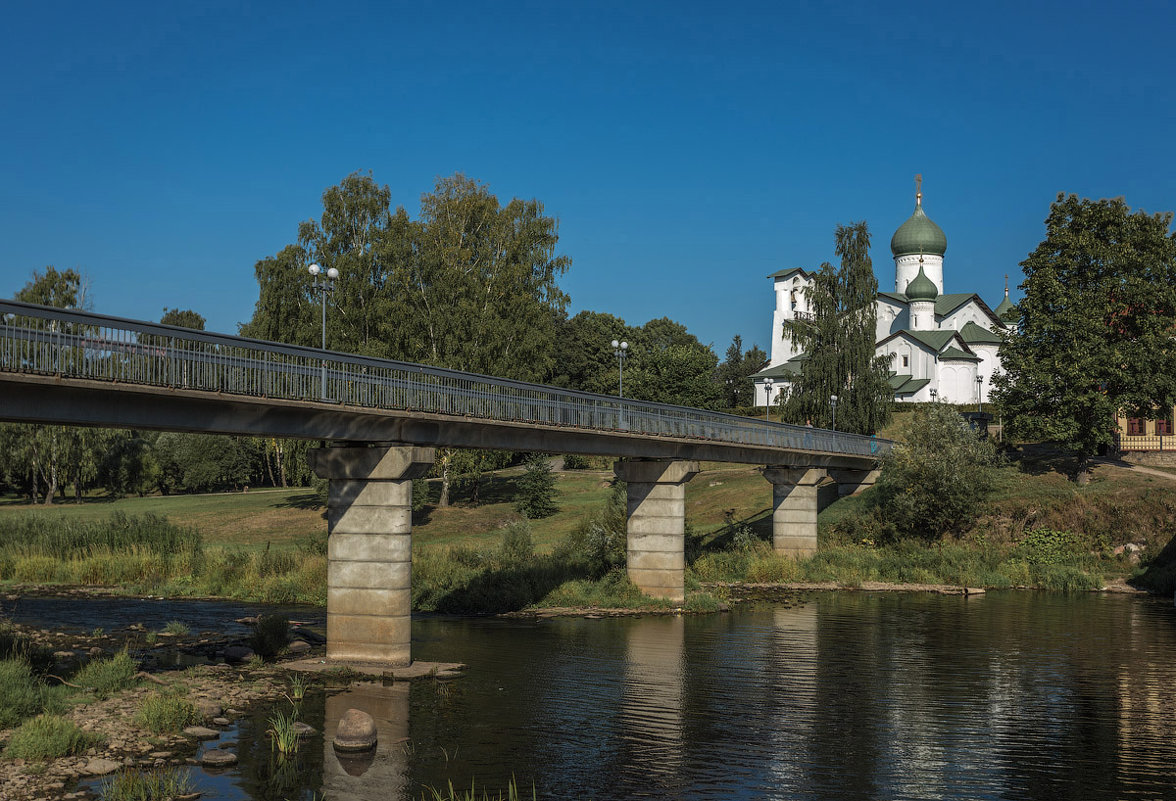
[0,300,888,667]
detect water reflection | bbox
[59,593,1176,800]
[322,683,410,799]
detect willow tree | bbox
[778,222,893,434]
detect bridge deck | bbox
[0,300,888,468]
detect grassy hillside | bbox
[1,443,1174,605]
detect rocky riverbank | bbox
[0,661,290,801]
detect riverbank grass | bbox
[136,691,200,734]
[5,713,103,760]
[99,766,195,801]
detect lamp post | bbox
[764,378,774,421]
[309,263,339,399]
[611,339,629,397]
[830,394,838,432]
[976,374,984,413]
[930,387,938,402]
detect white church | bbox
[753,179,1018,407]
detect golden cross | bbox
[915,174,923,205]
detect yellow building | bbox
[1115,407,1176,464]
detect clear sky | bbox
[3,1,1174,355]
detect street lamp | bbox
[930,387,938,402]
[764,378,774,421]
[309,263,339,399]
[976,374,984,413]
[830,394,838,432]
[611,339,629,397]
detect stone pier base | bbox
[762,467,827,558]
[310,445,435,667]
[614,459,699,603]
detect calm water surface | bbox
[108,592,1176,800]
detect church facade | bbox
[753,181,1018,407]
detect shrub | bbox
[1013,528,1080,566]
[162,620,190,636]
[562,453,589,470]
[0,659,47,728]
[137,692,199,733]
[5,714,103,759]
[515,453,559,519]
[72,651,139,699]
[500,521,535,563]
[250,614,290,659]
[559,481,627,577]
[872,404,1002,540]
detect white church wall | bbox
[770,274,812,366]
[971,343,1001,402]
[939,364,978,404]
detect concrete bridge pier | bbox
[828,468,882,498]
[614,459,699,604]
[762,467,827,558]
[309,444,435,667]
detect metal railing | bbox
[0,300,890,459]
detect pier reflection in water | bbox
[55,592,1176,800]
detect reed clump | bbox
[5,713,104,760]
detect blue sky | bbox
[3,1,1174,355]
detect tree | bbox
[549,310,637,394]
[778,222,893,433]
[160,308,206,330]
[14,266,87,309]
[515,453,559,519]
[994,194,1176,483]
[873,403,1001,540]
[716,335,768,408]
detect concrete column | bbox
[614,459,699,603]
[309,444,435,667]
[828,468,882,498]
[762,467,827,558]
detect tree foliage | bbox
[159,308,206,330]
[243,171,570,382]
[550,312,722,408]
[514,453,558,519]
[778,222,892,433]
[716,335,768,408]
[873,404,1001,540]
[994,194,1176,480]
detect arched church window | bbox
[790,289,797,311]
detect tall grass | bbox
[5,714,103,760]
[689,538,1105,591]
[100,767,194,801]
[137,691,200,734]
[72,651,139,699]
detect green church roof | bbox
[959,321,1003,345]
[940,346,980,362]
[890,203,947,258]
[905,264,939,300]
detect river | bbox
[76,590,1176,800]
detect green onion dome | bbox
[905,264,938,300]
[994,293,1018,321]
[891,203,947,258]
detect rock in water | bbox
[288,639,311,655]
[201,748,238,767]
[223,645,254,663]
[83,758,122,776]
[333,708,377,752]
[183,726,220,740]
[293,721,317,739]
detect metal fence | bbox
[0,300,890,458]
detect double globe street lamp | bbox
[309,263,339,400]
